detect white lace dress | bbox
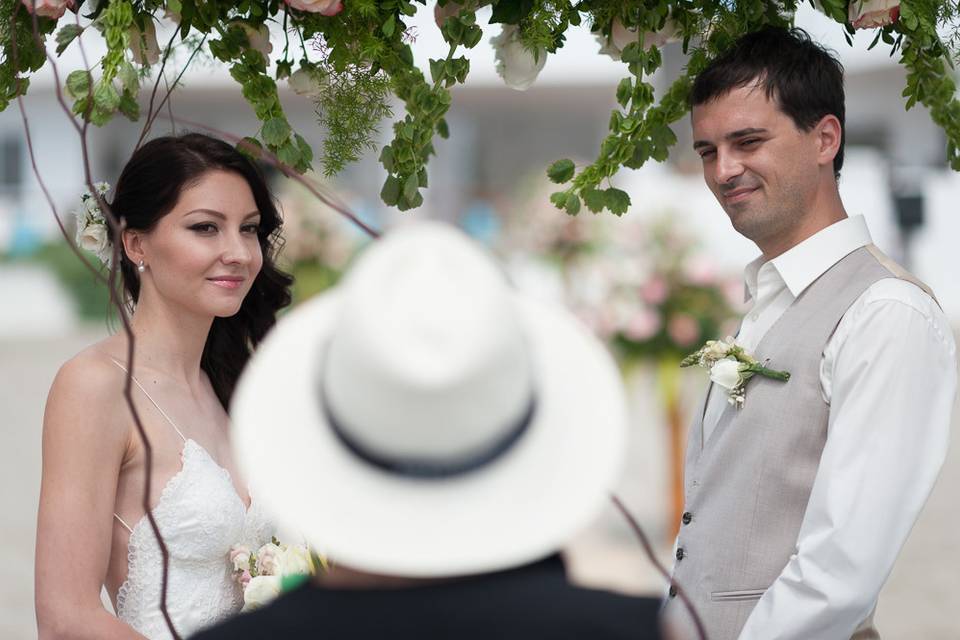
[110,362,273,639]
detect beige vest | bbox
[663,246,932,640]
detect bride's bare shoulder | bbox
[45,335,132,436]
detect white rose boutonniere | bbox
[681,337,790,408]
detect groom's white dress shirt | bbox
[698,215,957,639]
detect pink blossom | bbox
[639,275,669,305]
[683,257,718,286]
[434,2,491,28]
[623,308,662,341]
[849,1,900,30]
[20,0,74,19]
[284,0,343,16]
[667,313,700,347]
[239,570,252,589]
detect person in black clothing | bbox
[193,222,665,640]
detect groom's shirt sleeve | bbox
[736,278,957,640]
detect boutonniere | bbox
[680,337,790,408]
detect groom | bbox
[663,27,956,640]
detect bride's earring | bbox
[138,260,145,274]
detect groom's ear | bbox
[814,114,842,171]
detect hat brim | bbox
[231,290,627,578]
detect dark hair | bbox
[111,133,293,410]
[690,26,846,178]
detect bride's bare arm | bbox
[35,355,146,639]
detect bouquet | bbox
[229,538,325,612]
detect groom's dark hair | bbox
[690,26,846,178]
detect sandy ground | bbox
[3,327,959,639]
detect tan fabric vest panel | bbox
[663,246,914,640]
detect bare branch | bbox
[18,6,182,639]
[610,494,707,640]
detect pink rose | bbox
[683,257,718,286]
[667,313,700,347]
[623,308,662,341]
[639,276,669,305]
[284,0,343,16]
[239,569,252,588]
[20,0,74,19]
[849,1,900,30]
[434,1,491,28]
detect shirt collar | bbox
[743,215,873,303]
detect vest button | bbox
[682,511,692,525]
[669,585,678,598]
[676,547,685,561]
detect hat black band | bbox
[322,396,537,479]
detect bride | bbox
[35,133,293,639]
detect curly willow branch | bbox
[610,494,708,640]
[17,4,182,638]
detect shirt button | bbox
[750,312,759,321]
[669,585,678,598]
[676,547,685,561]
[682,512,692,525]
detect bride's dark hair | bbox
[111,132,293,410]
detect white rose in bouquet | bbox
[277,544,313,577]
[241,575,282,612]
[490,25,546,91]
[255,542,283,576]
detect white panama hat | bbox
[231,221,627,578]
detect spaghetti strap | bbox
[108,357,188,443]
[114,513,134,534]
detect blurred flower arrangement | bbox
[508,182,741,367]
[563,217,741,367]
[274,175,364,304]
[506,183,743,537]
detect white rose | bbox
[78,222,108,255]
[241,575,282,612]
[848,1,900,30]
[709,358,744,391]
[287,68,326,98]
[490,25,546,91]
[255,542,282,576]
[237,22,273,58]
[277,545,312,576]
[229,544,252,573]
[128,19,160,66]
[597,18,681,61]
[702,340,730,362]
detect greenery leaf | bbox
[547,158,575,183]
[55,24,83,56]
[604,188,631,216]
[262,117,292,146]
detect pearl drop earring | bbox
[138,260,145,274]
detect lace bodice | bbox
[115,438,273,639]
